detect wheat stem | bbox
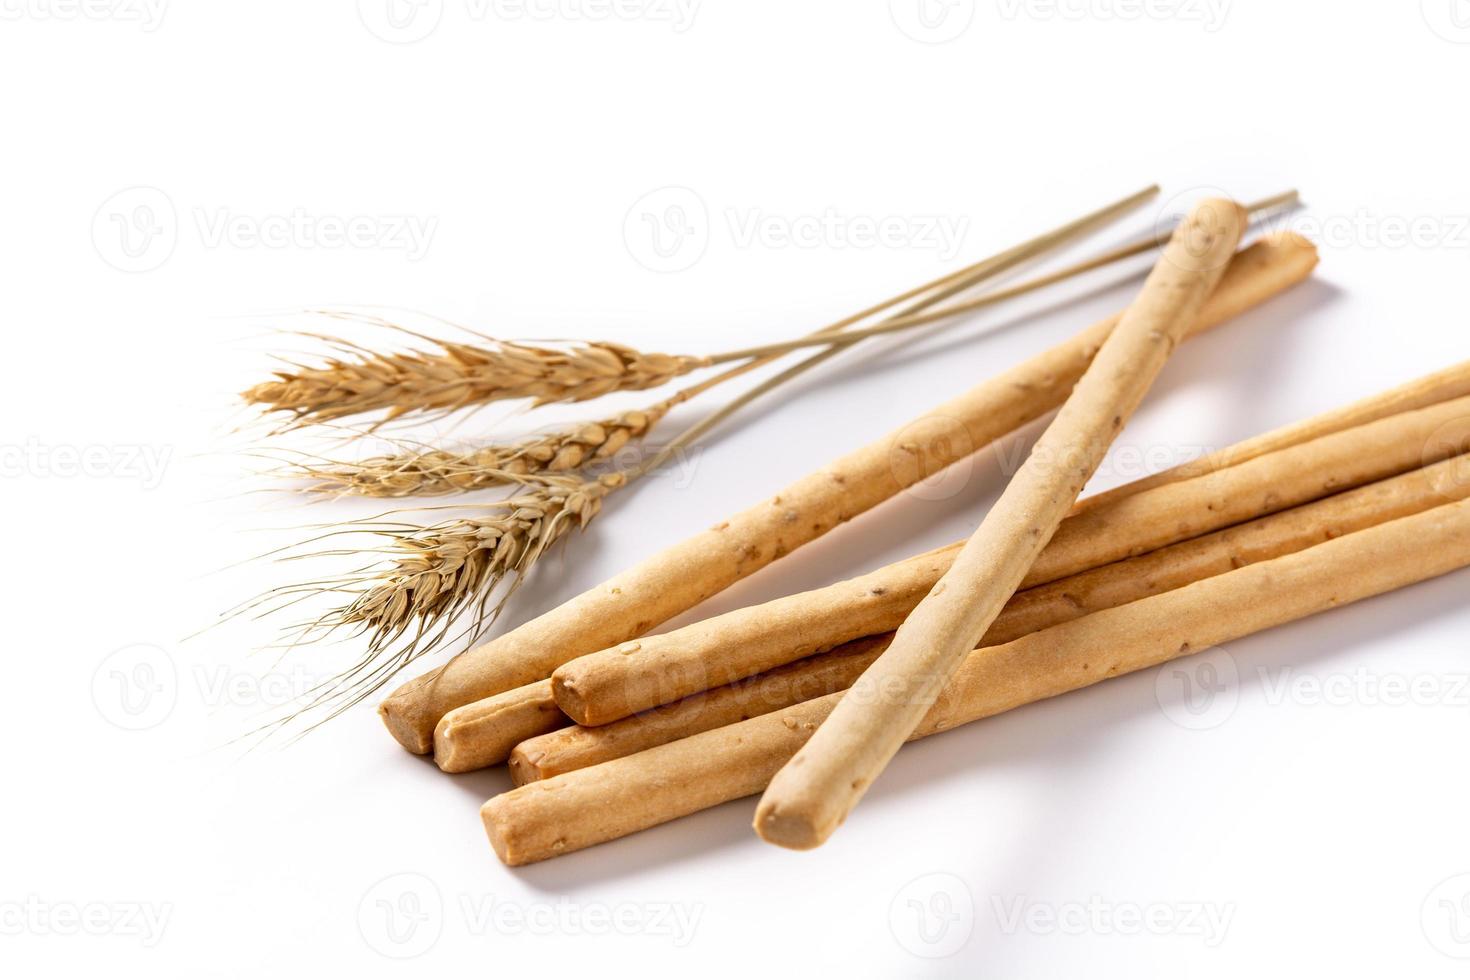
[246,186,1160,430]
[707,190,1299,364]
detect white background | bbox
[3,2,1469,977]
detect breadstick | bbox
[379,233,1323,758]
[509,450,1470,783]
[550,393,1470,726]
[438,388,1470,769]
[1017,390,1470,588]
[379,233,1318,753]
[754,198,1248,849]
[549,546,957,727]
[508,636,893,785]
[1073,358,1470,513]
[483,495,1470,864]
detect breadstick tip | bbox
[378,693,434,755]
[549,671,594,726]
[432,715,475,773]
[506,745,544,786]
[480,798,522,866]
[1260,229,1319,257]
[752,801,833,850]
[1195,196,1249,224]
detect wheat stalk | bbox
[295,407,666,497]
[250,471,624,727]
[245,188,1171,431]
[338,472,622,646]
[245,322,709,429]
[267,452,699,732]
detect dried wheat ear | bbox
[245,331,707,429]
[294,408,665,497]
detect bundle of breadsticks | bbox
[376,198,1470,865]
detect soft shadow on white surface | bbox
[471,566,1469,893]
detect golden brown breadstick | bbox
[380,233,1319,753]
[1017,390,1470,588]
[754,199,1247,848]
[435,681,559,773]
[440,389,1470,769]
[1073,358,1470,513]
[550,393,1470,726]
[549,546,957,726]
[483,496,1470,865]
[509,451,1470,783]
[508,637,892,785]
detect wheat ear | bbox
[246,188,1166,430]
[295,407,667,497]
[244,323,709,429]
[253,471,625,725]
